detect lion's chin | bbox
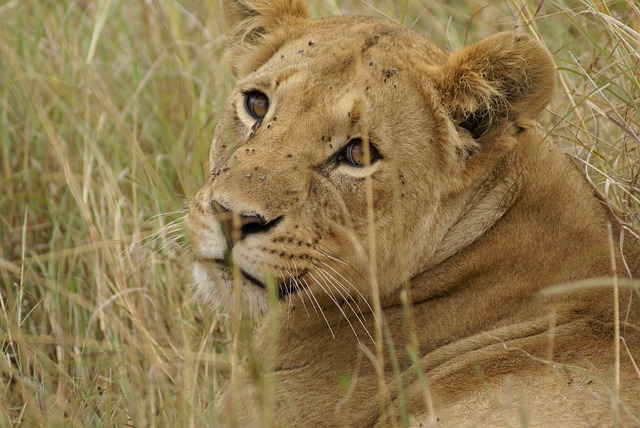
[192,260,269,319]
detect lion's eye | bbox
[244,91,269,120]
[340,138,380,167]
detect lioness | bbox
[186,0,640,426]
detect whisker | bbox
[277,266,296,312]
[136,215,187,256]
[290,259,313,316]
[315,244,374,298]
[142,208,188,227]
[315,266,374,343]
[314,264,366,318]
[300,277,335,339]
[315,244,350,266]
[294,276,314,317]
[315,258,376,318]
[307,270,359,340]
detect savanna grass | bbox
[1,0,638,426]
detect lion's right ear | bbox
[222,0,309,77]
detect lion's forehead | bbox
[243,16,442,91]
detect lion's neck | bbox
[428,150,522,270]
[404,127,622,346]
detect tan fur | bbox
[186,1,640,426]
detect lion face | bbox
[186,10,555,318]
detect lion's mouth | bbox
[211,259,305,300]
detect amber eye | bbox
[341,138,380,167]
[244,91,269,120]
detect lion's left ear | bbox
[429,32,555,139]
[222,0,309,77]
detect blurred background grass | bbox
[1,0,638,426]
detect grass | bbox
[0,0,638,426]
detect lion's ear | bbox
[430,32,555,139]
[222,0,309,77]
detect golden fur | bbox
[186,1,640,426]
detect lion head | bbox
[186,0,555,319]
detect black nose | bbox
[210,200,281,245]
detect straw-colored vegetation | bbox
[1,0,638,426]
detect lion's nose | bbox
[210,200,281,246]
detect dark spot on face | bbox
[298,49,304,54]
[308,40,314,46]
[267,124,271,129]
[221,145,227,149]
[329,144,333,149]
[281,55,285,59]
[385,67,398,78]
[362,35,380,52]
[254,166,259,171]
[286,154,293,158]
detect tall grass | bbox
[0,0,638,426]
